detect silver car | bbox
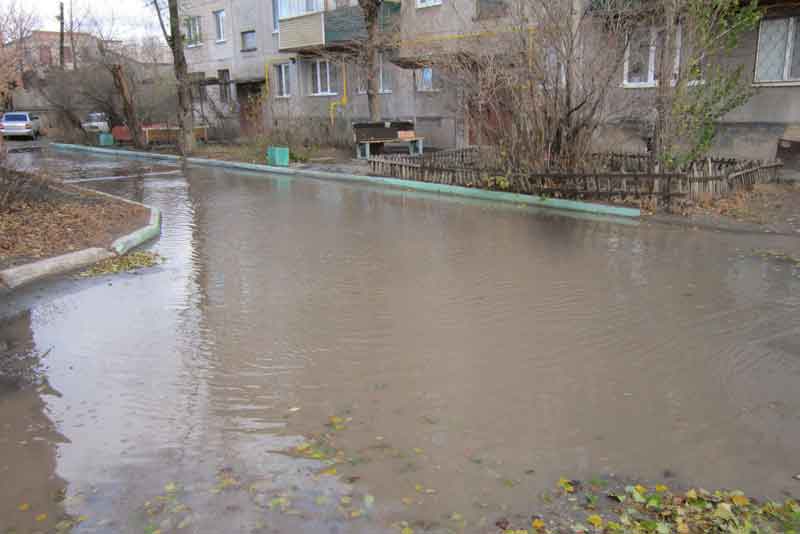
[81,112,110,134]
[0,112,41,140]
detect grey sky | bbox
[32,0,162,39]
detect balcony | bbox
[278,1,399,52]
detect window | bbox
[417,0,442,7]
[273,0,280,31]
[310,60,337,95]
[241,30,257,51]
[218,69,230,103]
[276,63,291,97]
[416,66,435,92]
[189,72,206,102]
[476,0,508,19]
[755,17,800,83]
[38,45,52,66]
[623,25,680,87]
[185,16,202,46]
[213,10,226,42]
[278,0,322,20]
[357,54,393,94]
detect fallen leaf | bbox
[655,484,669,493]
[731,494,750,507]
[164,482,178,493]
[350,509,363,518]
[315,495,329,506]
[532,518,546,530]
[401,497,414,506]
[35,513,48,522]
[363,494,375,508]
[319,467,338,476]
[401,528,414,534]
[17,503,30,511]
[587,515,603,529]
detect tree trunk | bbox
[359,0,381,122]
[653,2,677,170]
[164,0,196,155]
[110,64,146,149]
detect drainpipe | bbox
[329,63,348,127]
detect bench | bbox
[356,137,424,159]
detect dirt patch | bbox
[682,182,800,234]
[0,178,149,271]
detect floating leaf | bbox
[401,528,414,534]
[340,496,352,506]
[350,509,363,519]
[558,477,575,494]
[401,497,414,506]
[319,467,338,476]
[532,518,546,530]
[315,495,329,506]
[164,482,178,493]
[414,484,424,493]
[450,512,464,522]
[35,513,48,522]
[363,494,375,508]
[413,448,424,455]
[655,484,669,493]
[17,503,30,511]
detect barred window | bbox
[755,17,800,83]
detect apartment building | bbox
[183,0,800,163]
[181,0,466,147]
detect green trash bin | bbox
[98,133,115,146]
[267,146,290,167]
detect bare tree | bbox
[152,0,195,155]
[0,0,40,91]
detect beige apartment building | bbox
[182,0,800,164]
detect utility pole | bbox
[59,2,65,69]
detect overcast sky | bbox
[30,0,161,40]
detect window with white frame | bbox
[276,63,291,97]
[755,17,800,83]
[310,60,337,95]
[241,30,257,51]
[623,25,681,87]
[279,0,322,20]
[213,10,225,42]
[273,0,280,31]
[185,16,202,46]
[357,54,393,94]
[416,0,442,8]
[416,66,435,92]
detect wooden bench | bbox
[356,137,424,159]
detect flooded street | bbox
[2,149,799,533]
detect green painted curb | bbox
[111,207,162,255]
[52,143,641,218]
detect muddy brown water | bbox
[1,150,799,533]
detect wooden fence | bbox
[367,149,783,207]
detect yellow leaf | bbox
[401,528,414,534]
[350,509,363,519]
[413,448,424,454]
[686,489,698,500]
[36,513,48,522]
[415,484,424,493]
[532,519,546,530]
[315,495,329,506]
[401,497,414,505]
[587,515,604,529]
[320,467,338,476]
[634,485,647,494]
[330,416,344,425]
[677,520,689,534]
[558,477,575,493]
[164,482,178,493]
[296,442,310,452]
[655,484,669,493]
[731,495,750,506]
[450,512,464,521]
[17,503,30,511]
[340,496,352,506]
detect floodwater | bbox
[2,148,799,533]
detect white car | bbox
[0,112,41,140]
[81,112,110,134]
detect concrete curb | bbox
[51,143,642,218]
[0,188,163,293]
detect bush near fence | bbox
[367,148,783,209]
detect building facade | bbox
[182,0,800,162]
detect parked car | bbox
[81,112,110,134]
[0,112,41,140]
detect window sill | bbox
[275,95,291,99]
[416,88,440,93]
[310,92,338,97]
[416,1,442,8]
[215,39,227,44]
[273,30,280,34]
[753,80,800,87]
[186,43,203,48]
[241,48,258,52]
[621,82,657,89]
